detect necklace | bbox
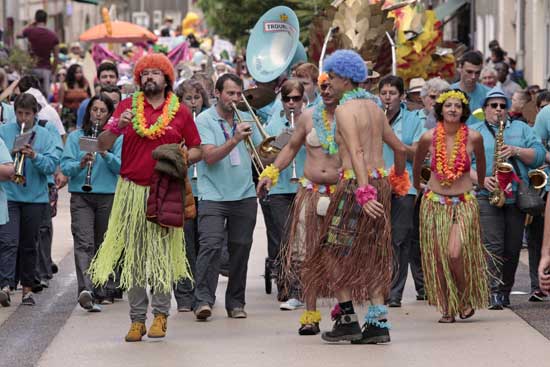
[131,92,180,139]
[312,102,338,155]
[339,87,377,105]
[431,122,469,186]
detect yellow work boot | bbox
[125,322,146,342]
[147,314,168,338]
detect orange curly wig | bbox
[133,53,175,88]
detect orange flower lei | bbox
[432,122,469,186]
[131,91,180,139]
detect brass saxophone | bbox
[12,123,26,185]
[489,119,514,207]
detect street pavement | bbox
[0,188,549,367]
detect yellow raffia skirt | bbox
[88,178,190,293]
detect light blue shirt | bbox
[61,130,122,194]
[450,82,489,126]
[0,138,12,224]
[470,119,546,202]
[0,102,15,124]
[257,99,283,126]
[265,111,305,195]
[532,105,550,191]
[383,103,425,195]
[0,122,60,203]
[196,105,262,201]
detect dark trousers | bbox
[0,201,47,289]
[478,198,525,295]
[527,213,544,293]
[261,194,295,260]
[70,193,114,297]
[389,195,415,302]
[36,208,53,281]
[409,196,425,296]
[194,198,257,310]
[174,197,199,309]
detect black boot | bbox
[351,320,391,344]
[321,313,362,342]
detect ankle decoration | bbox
[330,304,343,321]
[299,310,322,325]
[365,305,391,329]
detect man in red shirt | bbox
[89,53,202,342]
[19,10,59,98]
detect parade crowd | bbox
[2,8,550,345]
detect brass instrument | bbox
[236,95,279,160]
[12,123,26,185]
[82,120,100,192]
[191,108,198,181]
[525,165,548,225]
[489,119,514,207]
[289,108,298,183]
[231,102,265,175]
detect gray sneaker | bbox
[0,287,10,307]
[227,308,247,319]
[78,290,94,310]
[194,304,212,321]
[88,303,102,313]
[21,292,36,306]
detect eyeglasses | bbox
[489,102,507,109]
[282,95,303,103]
[140,70,163,78]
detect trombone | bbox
[289,108,298,183]
[191,108,198,181]
[12,123,26,185]
[231,101,265,175]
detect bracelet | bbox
[259,164,280,187]
[355,184,377,206]
[389,166,411,196]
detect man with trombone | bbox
[193,73,263,321]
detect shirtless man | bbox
[258,73,340,335]
[301,50,407,344]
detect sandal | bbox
[298,322,320,335]
[459,308,475,320]
[438,315,456,323]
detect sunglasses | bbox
[282,95,302,103]
[489,103,507,109]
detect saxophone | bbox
[488,119,514,207]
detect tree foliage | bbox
[197,0,331,48]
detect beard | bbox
[143,80,163,96]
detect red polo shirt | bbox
[113,95,201,186]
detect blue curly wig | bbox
[323,50,367,83]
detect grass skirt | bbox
[88,178,190,294]
[278,186,326,300]
[420,191,489,316]
[302,177,393,304]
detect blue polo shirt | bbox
[470,119,546,203]
[0,102,15,124]
[383,103,425,195]
[60,130,122,194]
[196,105,262,201]
[533,105,550,191]
[265,111,305,195]
[450,82,489,126]
[0,122,60,203]
[0,138,12,224]
[257,99,283,126]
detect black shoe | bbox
[351,321,391,344]
[21,292,36,306]
[416,294,427,301]
[299,322,320,336]
[501,294,510,308]
[321,313,362,342]
[51,263,58,274]
[529,290,547,302]
[0,288,10,307]
[388,300,401,308]
[114,289,124,300]
[488,293,503,310]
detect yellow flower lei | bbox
[299,310,322,325]
[259,164,280,187]
[436,90,469,105]
[132,91,180,140]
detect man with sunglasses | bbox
[470,85,546,310]
[451,51,490,126]
[257,73,341,336]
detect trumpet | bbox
[237,95,279,160]
[191,108,198,181]
[231,102,265,175]
[289,108,298,183]
[82,120,100,192]
[12,123,26,185]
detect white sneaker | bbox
[280,298,304,311]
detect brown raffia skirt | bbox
[278,186,328,301]
[301,177,393,304]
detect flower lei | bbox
[431,122,469,186]
[312,103,338,155]
[259,164,280,187]
[339,87,377,105]
[436,90,469,105]
[131,91,180,139]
